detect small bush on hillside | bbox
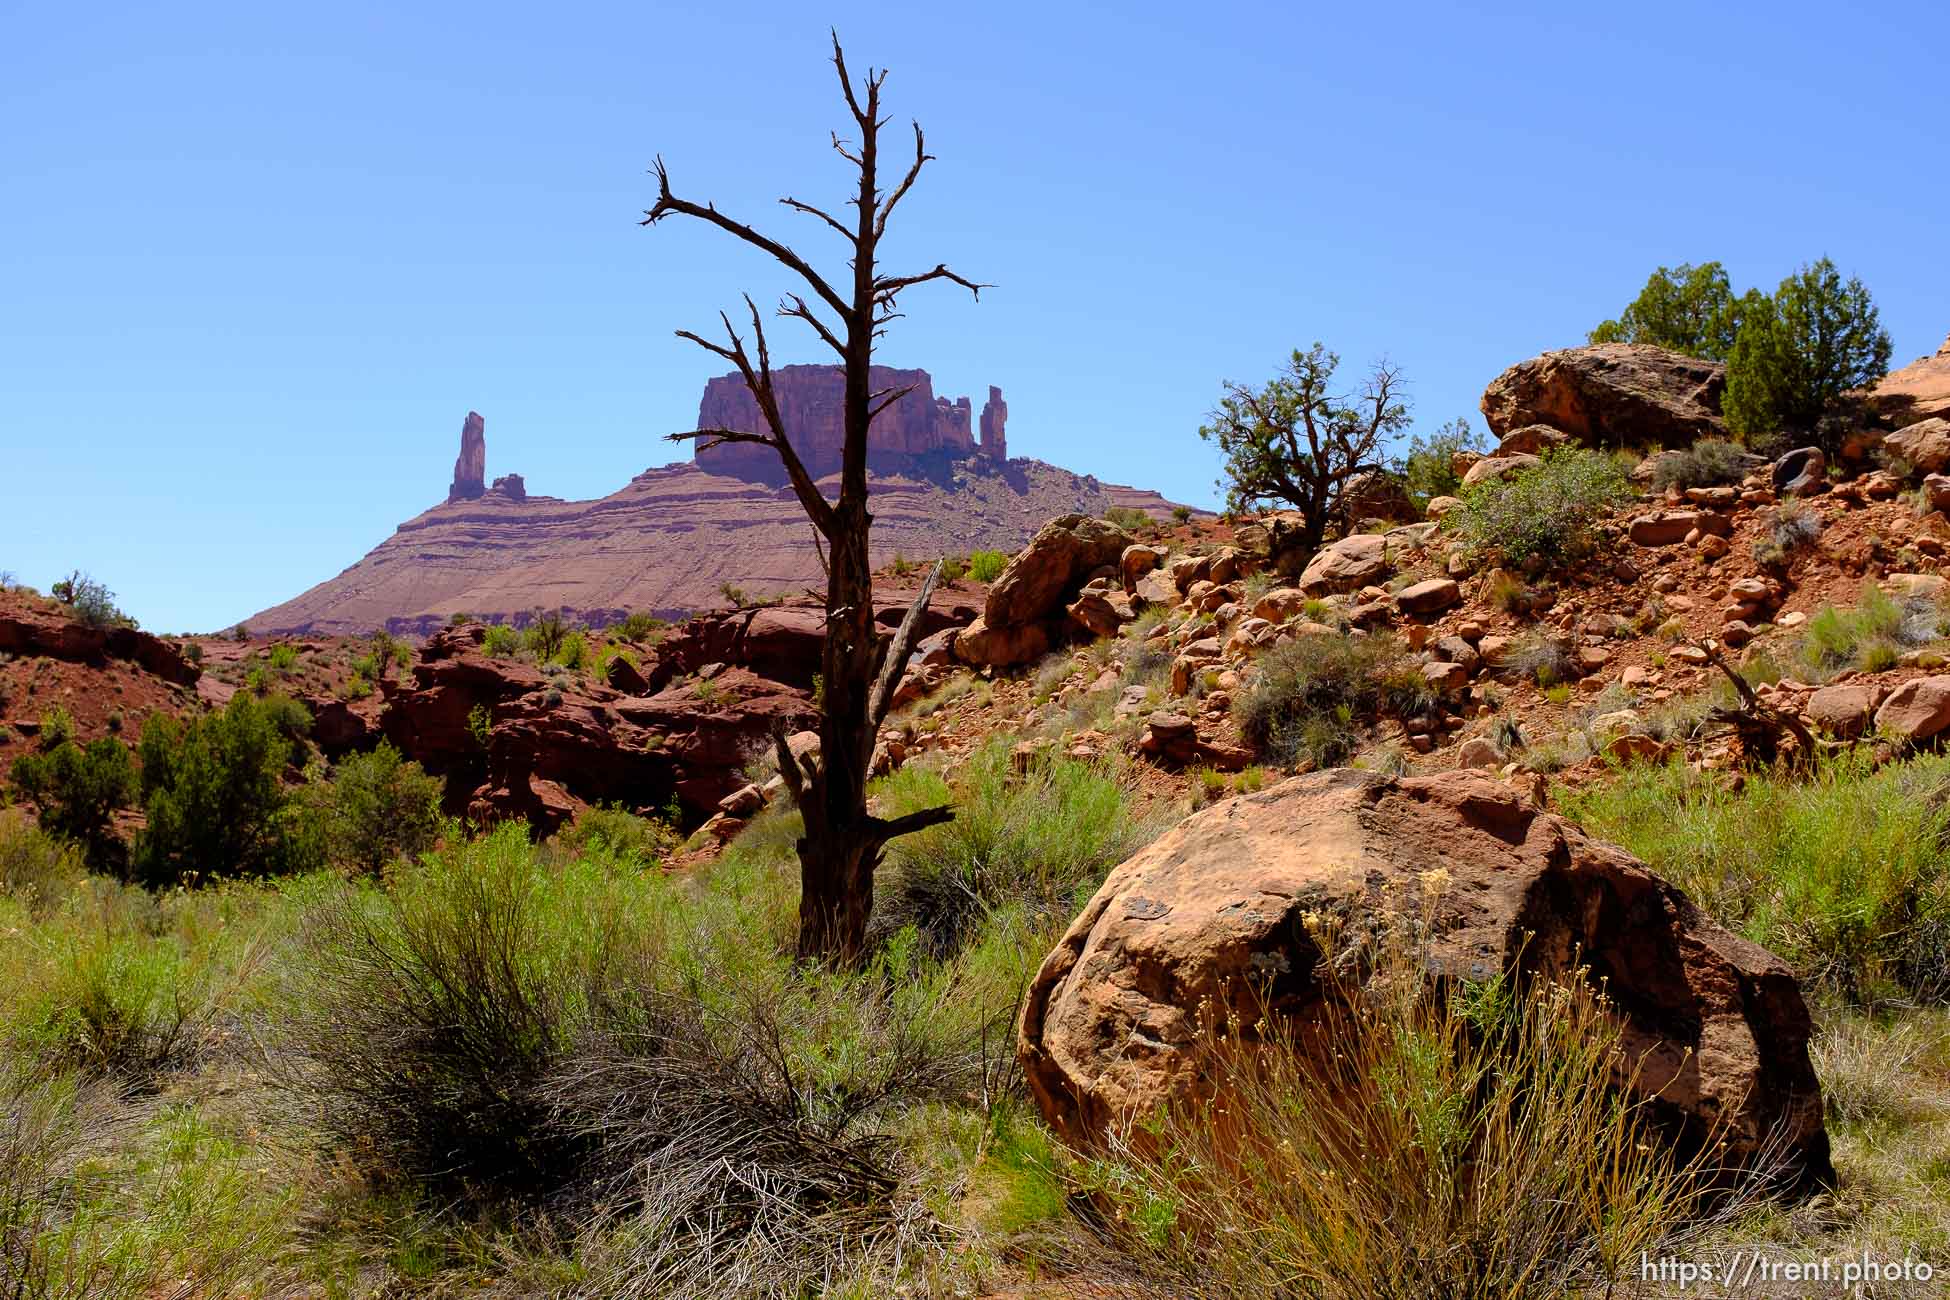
[1399,416,1486,508]
[553,803,678,869]
[0,810,86,909]
[9,733,136,872]
[134,693,317,886]
[1088,910,1734,1298]
[967,549,1008,583]
[482,623,520,657]
[51,570,131,630]
[1171,503,1193,523]
[265,643,299,674]
[1104,505,1153,532]
[1234,633,1431,768]
[1447,448,1632,567]
[556,629,590,671]
[873,742,1164,959]
[1754,500,1823,567]
[304,742,443,872]
[524,610,569,661]
[1505,631,1579,687]
[284,828,599,1203]
[1797,585,1938,679]
[1650,438,1748,491]
[1559,752,1950,1005]
[617,611,666,642]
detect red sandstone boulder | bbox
[1018,768,1831,1190]
[1481,343,1726,447]
[984,514,1133,629]
[1884,418,1950,475]
[1297,533,1388,595]
[1873,676,1950,741]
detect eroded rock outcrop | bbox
[1870,331,1950,425]
[1481,343,1726,447]
[448,411,486,502]
[1018,768,1832,1191]
[955,514,1132,667]
[696,364,984,479]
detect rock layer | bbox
[250,456,1196,637]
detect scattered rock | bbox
[1395,577,1461,616]
[1885,418,1950,475]
[1874,677,1950,741]
[1297,534,1389,596]
[1771,447,1827,497]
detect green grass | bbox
[1558,752,1950,1006]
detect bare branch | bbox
[867,383,919,425]
[867,558,943,732]
[830,131,862,166]
[643,156,852,322]
[876,263,989,303]
[780,293,847,359]
[870,803,955,841]
[875,120,931,241]
[668,426,774,450]
[779,196,856,244]
[830,29,870,126]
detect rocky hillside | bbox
[247,373,1201,636]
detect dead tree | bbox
[644,35,981,964]
[1693,638,1822,772]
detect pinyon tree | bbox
[1200,344,1410,558]
[643,35,980,964]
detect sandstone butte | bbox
[248,367,1199,636]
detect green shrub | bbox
[555,629,589,671]
[1724,259,1891,445]
[1559,752,1950,1005]
[1589,261,1744,360]
[133,694,317,886]
[523,611,569,661]
[9,733,136,871]
[1447,448,1632,567]
[1399,417,1485,507]
[266,643,299,674]
[0,809,86,908]
[1797,585,1938,679]
[873,741,1165,959]
[482,623,520,657]
[283,827,606,1203]
[305,742,443,872]
[553,802,677,868]
[1104,505,1153,532]
[1649,438,1748,491]
[1754,500,1823,567]
[617,611,666,642]
[967,549,1008,583]
[1234,632,1431,768]
[50,570,132,630]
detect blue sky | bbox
[4,1,1946,633]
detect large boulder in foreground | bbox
[1481,343,1726,447]
[1018,768,1831,1191]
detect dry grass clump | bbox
[1083,907,1748,1299]
[1234,631,1432,768]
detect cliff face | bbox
[695,364,997,478]
[246,390,1207,636]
